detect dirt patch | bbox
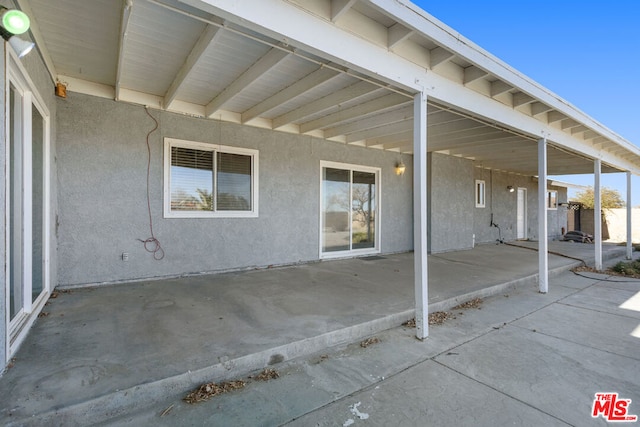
[573,261,640,279]
[610,260,640,278]
[184,380,246,404]
[50,289,73,299]
[452,298,483,310]
[572,265,600,274]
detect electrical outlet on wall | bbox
[122,252,129,262]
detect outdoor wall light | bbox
[0,7,34,58]
[395,161,406,176]
[0,7,30,34]
[507,186,515,192]
[0,26,34,57]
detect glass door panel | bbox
[31,104,45,302]
[322,168,350,252]
[352,171,375,249]
[9,84,23,321]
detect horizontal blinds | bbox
[216,152,252,211]
[170,146,214,211]
[353,171,375,185]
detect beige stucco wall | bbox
[604,208,640,243]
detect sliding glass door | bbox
[6,50,50,357]
[321,162,379,257]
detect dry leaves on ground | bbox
[403,312,455,327]
[255,368,279,381]
[452,298,483,310]
[183,380,246,404]
[403,318,416,328]
[360,337,380,348]
[428,311,453,325]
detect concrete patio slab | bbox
[0,243,630,426]
[559,284,640,320]
[113,266,639,427]
[434,326,640,426]
[511,302,640,360]
[289,360,569,427]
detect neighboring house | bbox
[2,0,640,370]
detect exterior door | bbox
[516,188,527,239]
[6,50,50,359]
[320,161,380,257]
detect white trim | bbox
[475,179,485,208]
[594,159,602,270]
[413,91,428,339]
[163,137,259,218]
[538,137,548,293]
[626,171,632,260]
[319,160,381,259]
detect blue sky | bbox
[412,0,639,204]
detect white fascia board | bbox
[548,180,590,190]
[367,0,640,156]
[176,0,425,93]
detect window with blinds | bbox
[164,138,258,218]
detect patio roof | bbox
[19,0,640,175]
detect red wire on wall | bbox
[138,107,165,260]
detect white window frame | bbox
[319,161,381,259]
[163,138,258,218]
[547,190,558,210]
[475,179,486,208]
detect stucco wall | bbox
[605,208,640,243]
[56,93,413,286]
[426,156,567,251]
[472,167,567,244]
[428,153,474,252]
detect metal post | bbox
[413,91,428,339]
[594,159,602,270]
[627,171,632,260]
[538,137,548,293]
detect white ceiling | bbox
[21,0,636,176]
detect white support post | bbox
[626,171,632,260]
[413,91,428,339]
[538,137,548,293]
[594,159,602,270]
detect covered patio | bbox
[3,3,640,425]
[0,242,628,425]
